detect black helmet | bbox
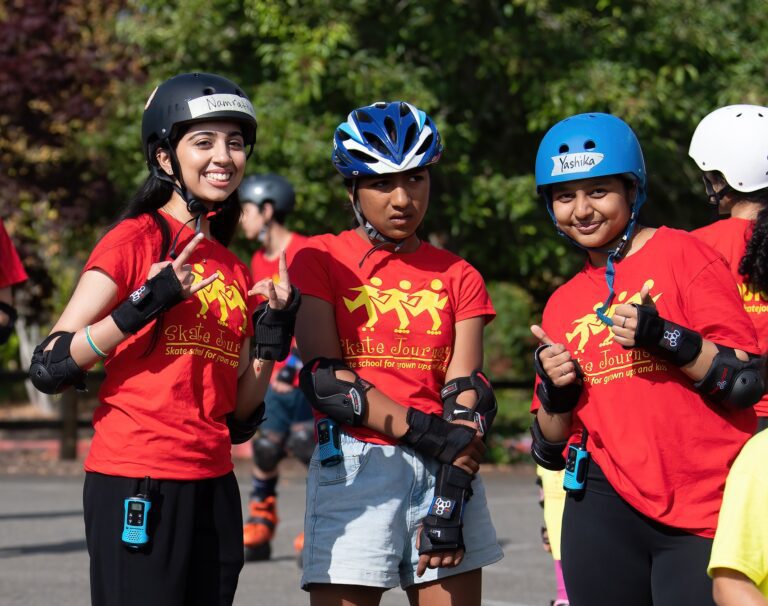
[239,174,296,220]
[142,72,257,169]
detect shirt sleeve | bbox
[0,220,28,288]
[454,261,495,323]
[683,256,759,353]
[708,434,768,587]
[288,239,334,304]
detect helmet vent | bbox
[584,140,596,150]
[736,113,742,117]
[202,86,216,95]
[399,103,410,117]
[559,144,569,153]
[384,117,397,144]
[415,132,434,155]
[364,132,389,155]
[356,110,373,123]
[349,149,378,163]
[337,130,351,141]
[403,124,417,152]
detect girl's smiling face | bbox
[353,167,430,242]
[550,175,634,250]
[158,120,247,205]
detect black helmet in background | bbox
[239,174,296,223]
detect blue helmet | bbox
[534,112,647,208]
[331,101,443,178]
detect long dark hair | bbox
[738,189,768,295]
[106,170,243,355]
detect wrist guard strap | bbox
[530,417,567,471]
[0,301,18,345]
[441,370,497,435]
[533,345,583,414]
[418,464,473,554]
[252,286,301,361]
[111,265,183,334]
[631,304,702,366]
[29,331,87,394]
[402,408,476,465]
[227,404,266,445]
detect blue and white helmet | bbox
[332,101,443,178]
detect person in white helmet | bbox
[689,104,768,433]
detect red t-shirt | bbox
[290,229,495,445]
[532,227,757,537]
[250,233,308,385]
[83,214,255,480]
[0,219,28,288]
[693,217,768,417]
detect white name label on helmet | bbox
[550,152,604,176]
[187,94,256,119]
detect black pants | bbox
[561,462,714,606]
[83,471,244,606]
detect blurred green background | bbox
[2,0,766,458]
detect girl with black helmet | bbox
[290,101,503,604]
[28,73,297,606]
[689,105,768,432]
[530,112,761,606]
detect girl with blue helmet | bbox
[530,113,761,605]
[290,101,503,605]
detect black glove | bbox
[418,464,473,554]
[252,286,301,361]
[111,265,184,334]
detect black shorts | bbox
[83,471,243,606]
[561,461,714,606]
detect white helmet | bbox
[689,104,768,192]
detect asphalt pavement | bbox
[0,465,554,606]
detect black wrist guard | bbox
[111,265,183,334]
[694,345,765,409]
[418,464,473,555]
[530,417,567,471]
[29,331,87,394]
[252,286,301,361]
[227,404,266,445]
[533,345,583,414]
[402,408,477,465]
[631,304,702,366]
[441,370,498,436]
[0,301,18,345]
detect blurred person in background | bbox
[0,217,28,346]
[238,173,312,562]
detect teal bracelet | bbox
[85,325,108,359]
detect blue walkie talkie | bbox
[563,429,590,493]
[316,418,342,466]
[122,476,151,549]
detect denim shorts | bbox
[259,386,313,434]
[300,432,504,590]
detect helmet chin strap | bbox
[702,176,734,219]
[351,180,406,268]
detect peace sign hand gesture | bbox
[146,233,217,298]
[248,251,293,310]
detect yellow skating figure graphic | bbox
[192,263,249,334]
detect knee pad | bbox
[285,423,315,466]
[252,436,284,472]
[0,301,18,345]
[441,370,497,435]
[298,357,373,426]
[28,331,87,394]
[695,345,765,409]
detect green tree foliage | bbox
[5,0,768,380]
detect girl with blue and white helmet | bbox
[530,113,761,606]
[290,101,503,604]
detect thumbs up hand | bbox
[611,283,655,347]
[531,325,580,387]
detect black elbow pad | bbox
[227,405,266,445]
[29,332,87,394]
[530,418,567,471]
[694,345,765,409]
